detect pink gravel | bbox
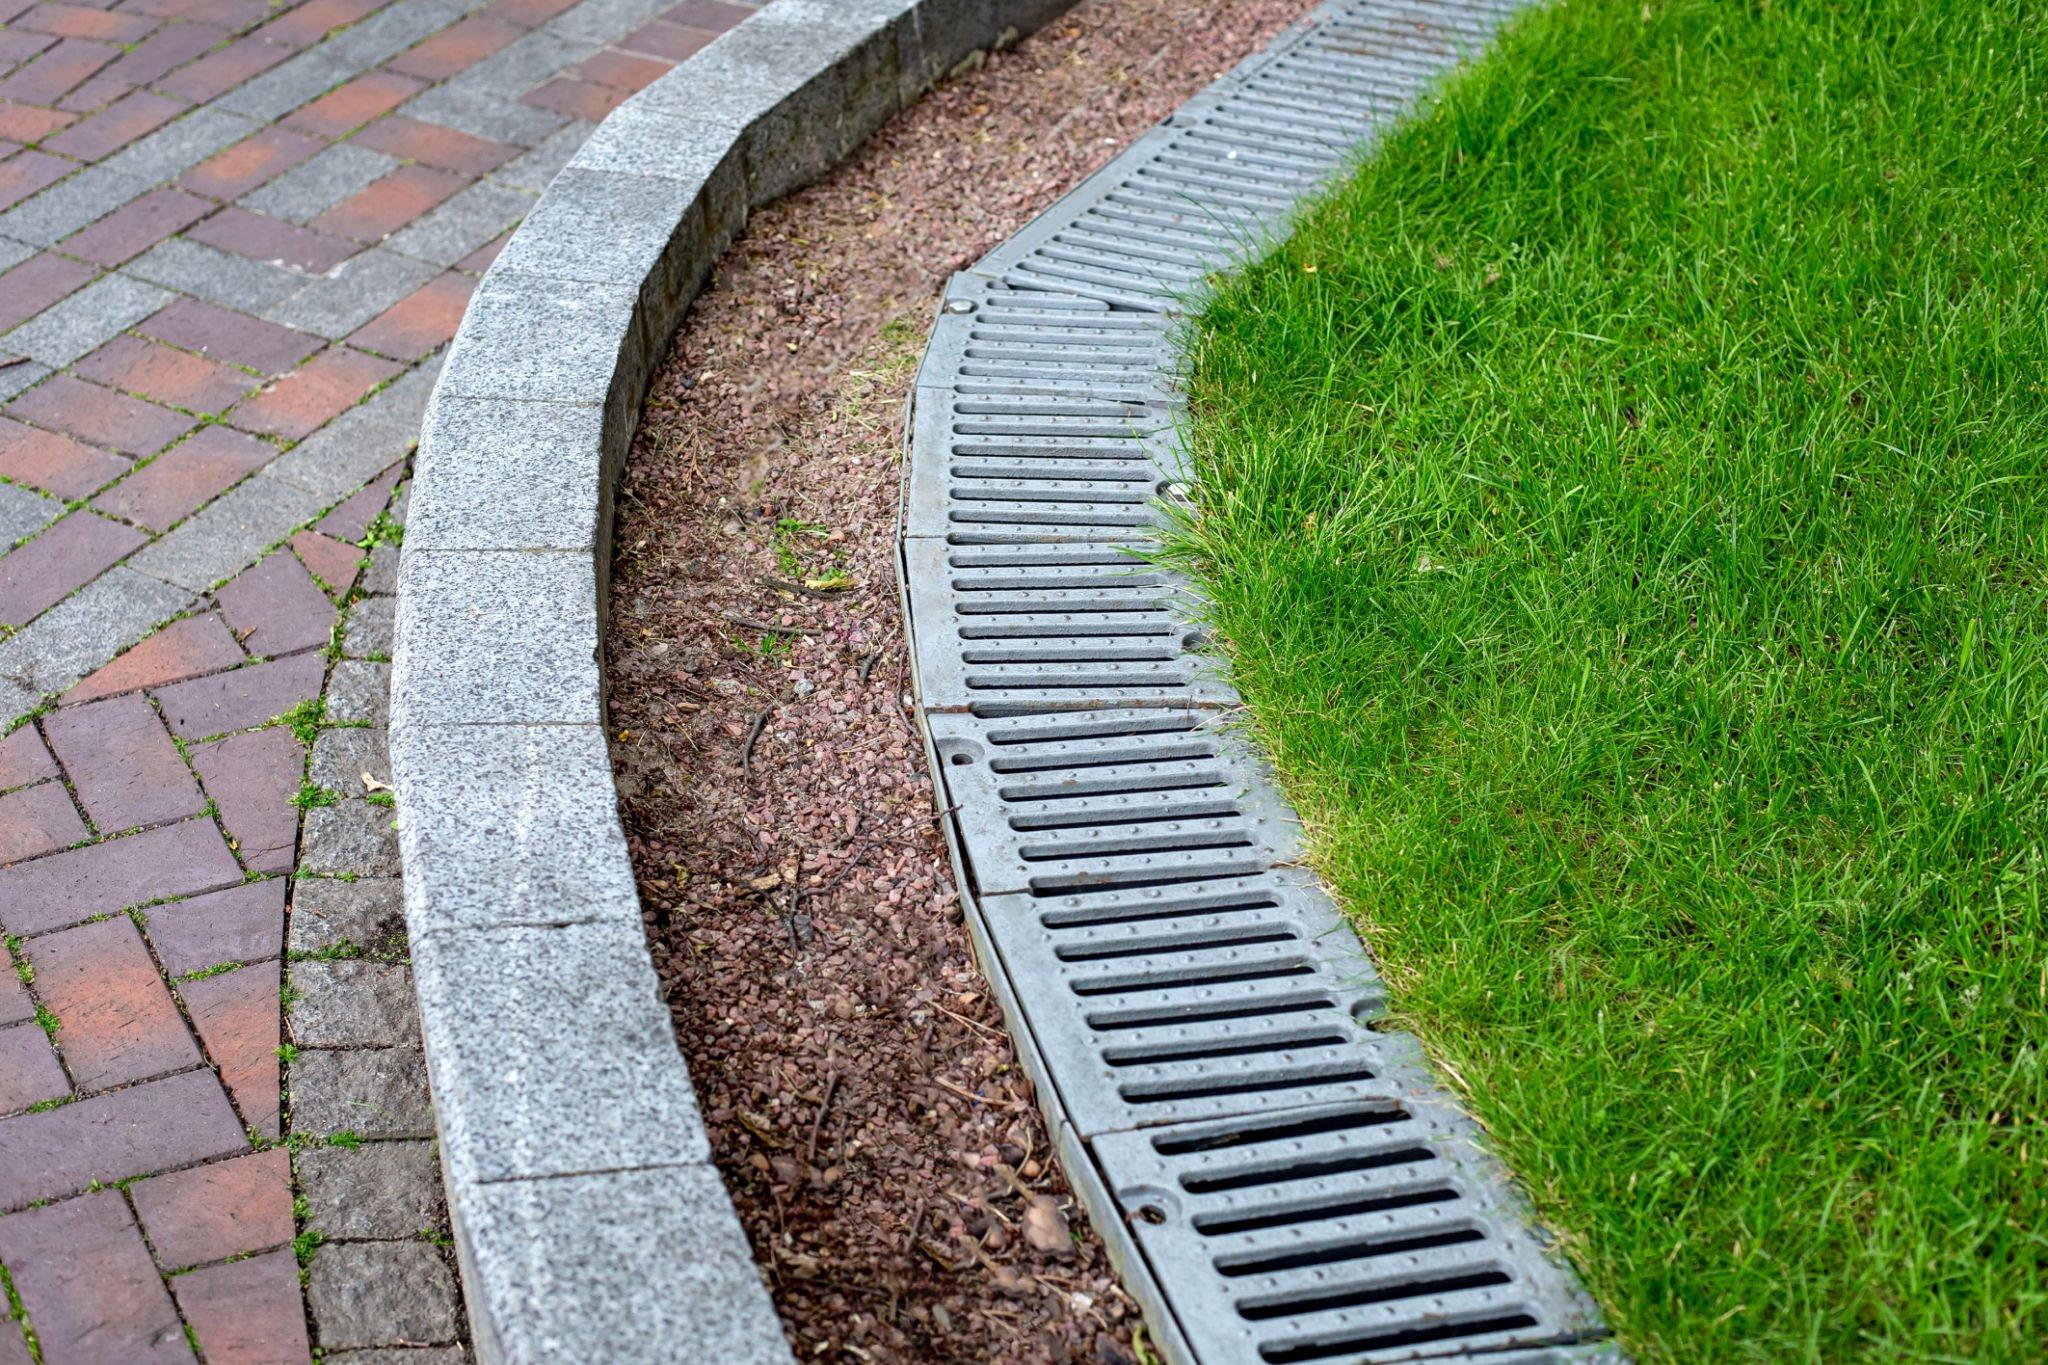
[605,0,1316,1359]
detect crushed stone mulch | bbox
[604,1,1314,1359]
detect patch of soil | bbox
[605,1,1313,1359]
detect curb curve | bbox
[389,2,1072,1358]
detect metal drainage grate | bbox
[900,1,1616,1361]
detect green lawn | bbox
[1168,0,2048,1358]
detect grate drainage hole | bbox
[1258,1311,1541,1363]
[1124,1064,1380,1105]
[1215,1225,1485,1278]
[1088,996,1337,1033]
[1102,1030,1348,1067]
[1155,1104,1411,1154]
[1185,1146,1441,1195]
[1194,1184,1461,1236]
[1069,961,1315,995]
[1057,928,1299,962]
[1237,1268,1514,1322]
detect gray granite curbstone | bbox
[451,1166,782,1365]
[391,1,1075,1358]
[407,395,610,554]
[435,272,640,420]
[389,722,637,938]
[410,916,709,1185]
[391,550,601,726]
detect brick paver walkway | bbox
[0,0,755,1357]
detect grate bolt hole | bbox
[950,752,974,766]
[1133,1204,1168,1225]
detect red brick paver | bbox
[0,1193,191,1363]
[175,1249,313,1365]
[130,1147,294,1269]
[65,612,245,702]
[42,690,204,831]
[29,915,201,1090]
[0,415,127,498]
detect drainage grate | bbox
[1095,1098,1605,1364]
[900,1,1615,1360]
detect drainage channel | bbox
[898,1,1619,1362]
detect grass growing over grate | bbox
[1168,0,2048,1358]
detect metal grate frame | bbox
[899,2,1616,1361]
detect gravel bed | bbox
[604,1,1313,1358]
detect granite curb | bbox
[387,0,1073,1359]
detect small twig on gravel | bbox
[930,1076,1026,1111]
[759,574,848,601]
[816,837,878,897]
[740,704,773,786]
[931,1001,1002,1038]
[722,611,815,635]
[807,1068,840,1165]
[893,656,916,739]
[784,849,807,954]
[858,648,884,684]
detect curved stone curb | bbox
[389,1,1073,1359]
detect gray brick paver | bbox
[213,50,358,122]
[262,250,440,339]
[397,84,568,148]
[0,166,158,247]
[125,470,330,592]
[239,144,402,225]
[1,274,174,367]
[384,180,535,267]
[124,237,307,312]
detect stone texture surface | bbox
[306,1240,461,1351]
[411,918,708,1186]
[457,1166,787,1365]
[297,1140,446,1240]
